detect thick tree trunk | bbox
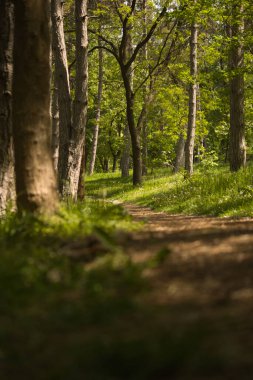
[12,0,58,214]
[89,36,103,175]
[229,2,246,171]
[173,133,185,173]
[51,0,72,191]
[63,0,88,199]
[0,0,15,214]
[185,9,198,176]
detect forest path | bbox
[116,203,253,376]
[122,203,253,305]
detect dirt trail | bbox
[123,203,253,305]
[119,204,253,377]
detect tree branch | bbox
[133,20,178,96]
[125,6,167,70]
[88,44,119,61]
[88,28,119,60]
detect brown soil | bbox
[121,204,253,378]
[123,203,253,304]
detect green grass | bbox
[0,198,231,379]
[86,165,253,217]
[2,169,253,379]
[0,200,146,379]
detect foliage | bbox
[86,165,253,217]
[83,0,253,173]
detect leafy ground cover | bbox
[86,165,253,217]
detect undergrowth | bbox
[2,171,253,379]
[1,198,216,379]
[86,165,253,217]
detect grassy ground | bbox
[2,199,212,380]
[0,200,147,379]
[2,166,253,379]
[1,199,231,379]
[86,165,253,217]
[2,200,252,380]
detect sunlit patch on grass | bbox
[86,165,253,217]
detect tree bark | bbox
[63,0,88,199]
[121,21,142,186]
[174,133,185,173]
[185,5,198,176]
[77,145,85,200]
[112,154,120,172]
[138,78,154,176]
[123,87,142,183]
[51,0,72,191]
[229,1,246,171]
[12,0,58,214]
[51,81,60,172]
[0,0,15,214]
[89,35,103,175]
[121,124,131,178]
[141,0,148,176]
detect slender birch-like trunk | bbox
[51,82,60,171]
[141,0,148,176]
[51,0,72,191]
[13,0,58,214]
[0,0,15,214]
[64,0,88,199]
[185,3,198,176]
[229,1,246,171]
[174,133,185,173]
[121,124,131,177]
[89,35,103,175]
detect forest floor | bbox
[116,202,253,379]
[2,168,253,379]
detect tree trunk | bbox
[229,1,246,171]
[141,0,148,176]
[173,133,185,173]
[121,66,142,185]
[51,0,72,191]
[0,0,15,214]
[12,0,58,214]
[103,158,109,173]
[77,145,85,200]
[138,80,154,176]
[120,2,142,186]
[51,81,59,172]
[185,6,198,176]
[121,124,131,178]
[112,155,117,172]
[89,35,103,175]
[112,152,120,172]
[63,0,88,199]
